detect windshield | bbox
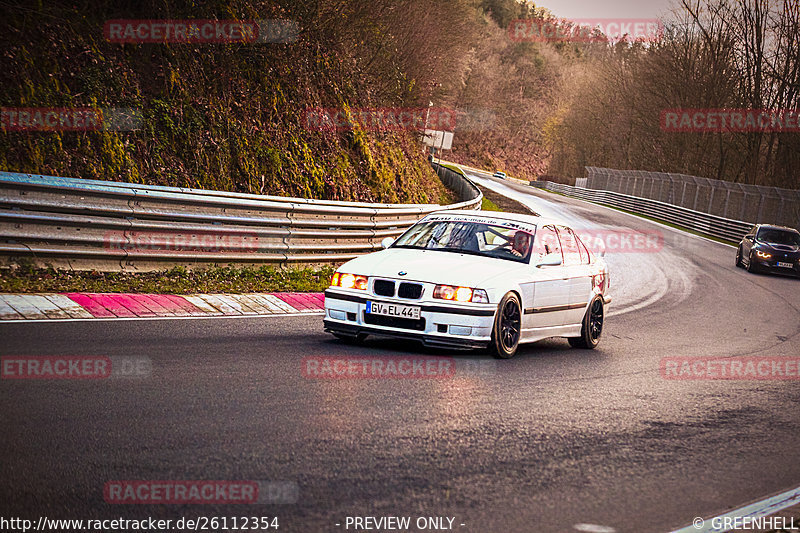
[392,220,535,263]
[757,228,800,246]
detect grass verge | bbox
[0,265,336,294]
[481,196,501,211]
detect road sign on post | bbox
[422,129,453,150]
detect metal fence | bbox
[532,181,752,243]
[585,167,800,231]
[0,163,481,271]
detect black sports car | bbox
[736,224,800,277]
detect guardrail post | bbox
[707,187,715,216]
[739,192,749,221]
[680,181,687,207]
[723,189,731,219]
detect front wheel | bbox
[490,292,522,359]
[746,251,759,273]
[568,296,604,349]
[735,247,743,268]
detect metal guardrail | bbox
[0,163,482,271]
[533,181,752,242]
[584,167,800,230]
[444,158,791,242]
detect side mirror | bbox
[536,254,563,268]
[380,237,395,249]
[745,235,754,241]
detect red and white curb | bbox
[0,292,324,321]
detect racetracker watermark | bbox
[302,356,500,379]
[661,108,800,132]
[303,356,454,379]
[1,107,142,132]
[304,107,457,132]
[509,18,663,43]
[103,230,260,253]
[573,228,664,254]
[103,480,298,504]
[1,356,151,379]
[104,19,298,44]
[661,357,800,380]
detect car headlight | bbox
[756,251,772,259]
[331,272,368,290]
[433,285,489,303]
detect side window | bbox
[576,234,591,264]
[532,225,562,263]
[557,226,581,266]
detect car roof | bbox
[429,209,560,228]
[756,224,800,233]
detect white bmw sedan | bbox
[323,211,610,358]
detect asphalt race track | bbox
[2,175,800,532]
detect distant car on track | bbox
[493,171,507,179]
[736,224,800,277]
[323,211,610,358]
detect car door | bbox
[523,224,570,330]
[557,226,593,326]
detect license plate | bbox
[366,301,421,319]
[777,261,794,268]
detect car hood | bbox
[339,247,524,287]
[758,242,800,255]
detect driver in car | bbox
[510,231,531,257]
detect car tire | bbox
[490,292,522,359]
[746,251,759,273]
[735,247,743,268]
[568,296,604,349]
[332,332,368,344]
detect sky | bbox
[538,0,679,20]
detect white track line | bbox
[671,485,800,532]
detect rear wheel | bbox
[490,292,521,359]
[568,296,604,349]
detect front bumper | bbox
[323,289,495,350]
[751,256,800,277]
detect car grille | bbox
[373,279,395,297]
[363,313,426,331]
[398,282,423,299]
